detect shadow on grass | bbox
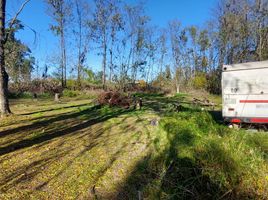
[0,103,93,129]
[115,155,225,200]
[138,93,189,114]
[0,106,131,156]
[0,105,100,139]
[112,111,255,200]
[0,125,108,193]
[114,126,226,200]
[139,93,224,128]
[20,102,92,116]
[208,110,223,124]
[33,128,108,192]
[0,114,128,193]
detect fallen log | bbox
[192,98,217,110]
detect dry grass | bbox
[0,94,267,200]
[0,98,158,199]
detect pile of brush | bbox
[97,91,131,109]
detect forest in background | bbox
[0,0,268,115]
[6,0,268,92]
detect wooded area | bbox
[0,0,267,199]
[0,0,267,115]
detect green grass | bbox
[121,93,268,199]
[0,93,267,199]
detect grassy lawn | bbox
[0,94,267,199]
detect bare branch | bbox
[5,0,31,42]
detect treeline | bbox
[5,0,268,95]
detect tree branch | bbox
[5,0,31,42]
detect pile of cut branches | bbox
[97,91,131,109]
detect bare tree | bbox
[73,0,90,88]
[158,29,167,87]
[46,0,71,88]
[254,0,268,60]
[123,4,150,84]
[108,11,123,82]
[145,27,158,85]
[90,0,120,89]
[169,20,184,93]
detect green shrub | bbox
[9,92,52,99]
[62,89,80,97]
[8,92,32,99]
[192,73,207,89]
[38,93,52,99]
[173,93,187,98]
[66,79,77,90]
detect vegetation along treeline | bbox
[0,0,268,116]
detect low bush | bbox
[62,89,80,98]
[8,91,33,99]
[192,73,207,89]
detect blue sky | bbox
[7,0,218,76]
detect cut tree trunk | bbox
[176,83,180,94]
[54,93,60,102]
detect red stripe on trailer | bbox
[231,118,241,123]
[250,118,268,123]
[240,100,268,103]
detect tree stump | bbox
[136,98,143,110]
[32,93,37,101]
[54,93,60,102]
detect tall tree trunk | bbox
[102,34,107,90]
[63,38,66,87]
[175,68,180,93]
[257,0,263,61]
[77,7,82,88]
[0,0,11,116]
[175,79,180,94]
[60,16,66,88]
[109,48,113,82]
[159,53,164,87]
[60,29,64,88]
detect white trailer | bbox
[222,60,268,124]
